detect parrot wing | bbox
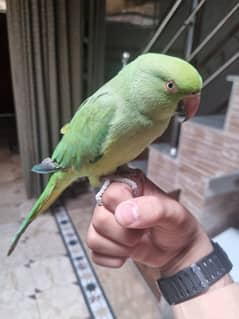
[52,92,116,170]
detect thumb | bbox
[115,195,175,229]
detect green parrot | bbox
[7,53,202,256]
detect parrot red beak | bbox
[181,93,201,121]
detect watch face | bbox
[158,242,232,305]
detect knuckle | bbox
[173,202,188,225]
[164,199,188,226]
[91,252,126,268]
[117,184,132,197]
[123,232,142,247]
[93,210,108,230]
[153,197,165,219]
[103,183,130,205]
[91,252,99,264]
[122,238,135,248]
[112,258,126,268]
[86,230,98,249]
[102,188,117,205]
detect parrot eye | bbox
[165,80,177,92]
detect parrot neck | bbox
[134,94,177,124]
[127,64,178,122]
[110,63,178,123]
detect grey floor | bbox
[0,143,161,319]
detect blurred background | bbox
[1,0,239,318]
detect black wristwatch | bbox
[157,241,233,305]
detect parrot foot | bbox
[95,168,145,206]
[95,179,111,206]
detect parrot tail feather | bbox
[7,169,80,256]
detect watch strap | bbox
[157,241,233,305]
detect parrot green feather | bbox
[52,92,115,170]
[7,169,79,256]
[7,53,202,255]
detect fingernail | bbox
[115,201,138,226]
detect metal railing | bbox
[143,0,239,88]
[188,2,239,62]
[162,0,206,54]
[141,0,239,155]
[203,51,239,88]
[142,0,183,53]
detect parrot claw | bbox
[95,169,144,206]
[95,179,111,206]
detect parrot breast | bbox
[81,111,172,184]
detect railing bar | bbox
[188,2,239,61]
[142,0,183,53]
[197,22,239,67]
[203,51,239,88]
[184,0,199,59]
[163,0,207,54]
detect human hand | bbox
[87,177,213,276]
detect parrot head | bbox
[134,53,203,121]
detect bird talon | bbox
[95,179,111,206]
[95,170,144,206]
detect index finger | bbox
[101,182,134,213]
[101,175,180,215]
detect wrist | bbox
[158,235,233,305]
[160,229,213,277]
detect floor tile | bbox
[0,179,26,207]
[30,255,76,291]
[0,179,27,225]
[0,288,41,319]
[94,261,160,319]
[0,160,22,183]
[18,214,66,260]
[64,192,94,211]
[67,194,161,319]
[36,284,89,319]
[0,222,29,265]
[18,198,36,221]
[0,143,160,319]
[0,145,11,162]
[0,263,36,297]
[0,204,22,225]
[0,147,90,319]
